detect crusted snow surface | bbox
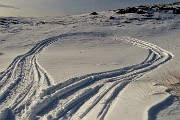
[0,2,180,120]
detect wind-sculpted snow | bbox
[0,32,173,120]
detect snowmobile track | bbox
[0,32,173,120]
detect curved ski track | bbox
[0,32,173,120]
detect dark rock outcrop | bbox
[125,7,138,13]
[173,8,180,14]
[137,9,147,14]
[116,9,126,14]
[109,16,115,20]
[90,12,98,15]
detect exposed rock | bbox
[173,8,180,14]
[116,7,138,14]
[39,21,46,24]
[173,2,180,5]
[109,16,115,20]
[159,7,176,11]
[11,20,18,24]
[123,20,131,23]
[138,5,147,8]
[125,7,138,13]
[138,5,150,10]
[116,9,126,14]
[0,19,6,25]
[137,9,147,14]
[90,12,98,15]
[114,2,180,15]
[151,5,159,9]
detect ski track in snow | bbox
[0,32,173,120]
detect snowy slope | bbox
[0,2,180,120]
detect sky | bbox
[0,0,179,17]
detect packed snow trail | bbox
[0,32,173,120]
